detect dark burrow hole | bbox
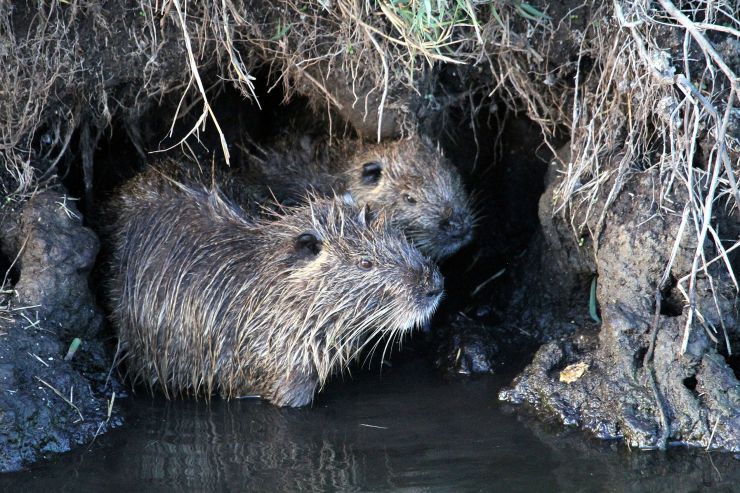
[691,145,706,171]
[61,69,551,371]
[659,274,684,317]
[634,346,648,370]
[683,375,698,392]
[0,250,19,288]
[727,354,740,381]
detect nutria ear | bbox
[361,161,382,186]
[295,232,322,257]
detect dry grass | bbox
[0,0,262,199]
[474,0,739,355]
[35,376,84,423]
[1,1,482,194]
[1,0,737,354]
[0,1,187,199]
[234,0,487,141]
[550,1,739,353]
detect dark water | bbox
[2,357,738,492]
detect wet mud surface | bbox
[0,321,119,473]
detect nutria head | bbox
[341,136,474,260]
[265,194,444,375]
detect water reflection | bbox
[504,405,740,493]
[3,358,738,492]
[133,400,374,491]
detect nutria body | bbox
[245,134,475,260]
[107,169,443,407]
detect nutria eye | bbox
[358,258,374,270]
[403,194,417,205]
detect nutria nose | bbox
[439,213,470,240]
[425,271,444,298]
[426,287,442,298]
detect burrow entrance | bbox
[61,69,553,374]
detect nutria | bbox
[107,169,444,407]
[243,134,475,260]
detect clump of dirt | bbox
[434,314,501,376]
[2,191,103,340]
[0,188,119,473]
[487,0,740,451]
[500,157,740,450]
[0,321,119,473]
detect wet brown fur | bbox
[107,168,443,407]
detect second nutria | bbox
[244,134,475,260]
[107,169,443,407]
